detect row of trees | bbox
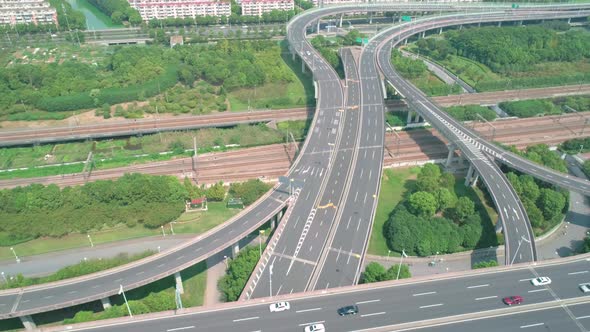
[384,164,490,256]
[501,144,570,234]
[146,9,298,29]
[311,30,368,78]
[500,99,562,118]
[445,105,497,122]
[560,137,590,154]
[0,174,189,243]
[86,0,142,25]
[218,246,260,301]
[445,26,590,73]
[361,262,411,284]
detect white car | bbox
[304,323,325,332]
[531,277,552,286]
[580,283,590,293]
[269,301,291,312]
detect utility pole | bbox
[87,234,94,247]
[396,249,407,280]
[119,285,133,317]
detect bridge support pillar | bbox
[278,209,284,221]
[301,59,306,73]
[459,24,463,30]
[464,164,474,186]
[438,27,443,34]
[445,144,457,168]
[316,20,320,33]
[20,315,36,331]
[497,21,502,27]
[478,22,481,27]
[421,31,425,38]
[271,216,277,231]
[495,217,503,233]
[568,18,571,24]
[100,297,112,309]
[339,15,343,28]
[369,13,373,25]
[404,38,408,45]
[174,272,184,294]
[231,242,240,259]
[407,110,413,124]
[414,113,421,123]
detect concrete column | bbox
[478,22,481,27]
[301,59,305,73]
[471,172,479,187]
[339,14,343,28]
[404,39,408,45]
[174,272,184,294]
[277,209,284,221]
[369,14,373,25]
[406,110,413,124]
[459,24,463,30]
[316,20,320,33]
[100,297,112,309]
[446,145,456,168]
[464,164,474,186]
[231,242,240,259]
[20,315,36,331]
[495,217,503,233]
[568,18,571,24]
[414,112,421,123]
[498,21,502,27]
[439,27,443,34]
[421,31,425,38]
[271,216,277,231]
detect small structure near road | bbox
[186,197,208,212]
[170,35,184,48]
[227,197,244,209]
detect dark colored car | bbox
[337,305,359,316]
[503,295,523,305]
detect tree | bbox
[452,197,475,222]
[434,188,457,212]
[538,188,566,221]
[408,191,437,218]
[206,182,226,201]
[361,262,387,283]
[580,235,590,254]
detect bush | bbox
[361,262,411,284]
[473,260,499,269]
[218,246,261,302]
[500,99,561,118]
[228,179,272,206]
[446,105,497,121]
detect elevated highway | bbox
[2,3,590,328]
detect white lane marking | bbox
[167,326,195,332]
[528,289,549,293]
[361,312,386,317]
[568,270,589,275]
[43,296,53,299]
[157,264,165,268]
[413,291,437,297]
[296,308,322,313]
[233,316,259,322]
[520,323,544,329]
[519,278,534,282]
[467,284,490,289]
[299,321,325,327]
[577,315,590,320]
[419,303,443,309]
[356,299,381,304]
[475,296,498,301]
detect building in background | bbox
[240,0,294,16]
[0,0,58,26]
[128,0,231,20]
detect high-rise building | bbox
[0,0,58,26]
[128,0,232,20]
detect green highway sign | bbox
[402,16,412,22]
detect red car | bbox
[503,295,523,306]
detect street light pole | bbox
[396,249,406,280]
[1,272,7,283]
[161,225,166,237]
[10,247,20,263]
[87,234,94,248]
[170,222,175,235]
[259,229,265,257]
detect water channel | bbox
[66,0,122,30]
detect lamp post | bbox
[396,249,407,280]
[87,234,94,248]
[223,255,228,268]
[157,246,161,253]
[1,272,7,283]
[161,225,166,237]
[9,247,20,263]
[170,222,175,235]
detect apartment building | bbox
[312,0,478,5]
[128,0,231,20]
[241,0,294,16]
[0,0,58,26]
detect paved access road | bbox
[54,255,590,332]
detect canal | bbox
[67,0,122,30]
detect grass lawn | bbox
[0,202,239,261]
[228,81,309,111]
[439,55,500,88]
[368,167,420,256]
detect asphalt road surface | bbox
[58,255,590,332]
